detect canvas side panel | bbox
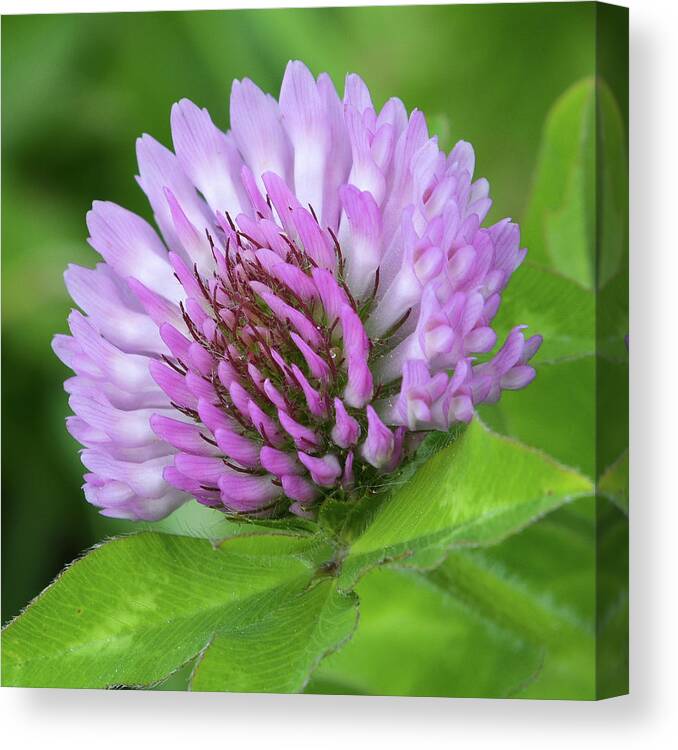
[595,1,629,701]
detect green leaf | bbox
[523,77,627,294]
[480,348,626,488]
[308,565,542,698]
[480,357,627,485]
[337,419,593,589]
[493,263,594,363]
[2,532,348,690]
[479,261,598,478]
[190,578,357,693]
[481,356,595,478]
[523,79,595,287]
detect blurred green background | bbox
[1,3,627,698]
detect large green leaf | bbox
[190,578,357,693]
[337,419,592,589]
[307,566,542,698]
[1,532,354,690]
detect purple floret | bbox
[54,61,541,520]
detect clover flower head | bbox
[53,60,541,521]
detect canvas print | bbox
[1,2,629,699]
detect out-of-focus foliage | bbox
[311,497,600,699]
[2,4,627,699]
